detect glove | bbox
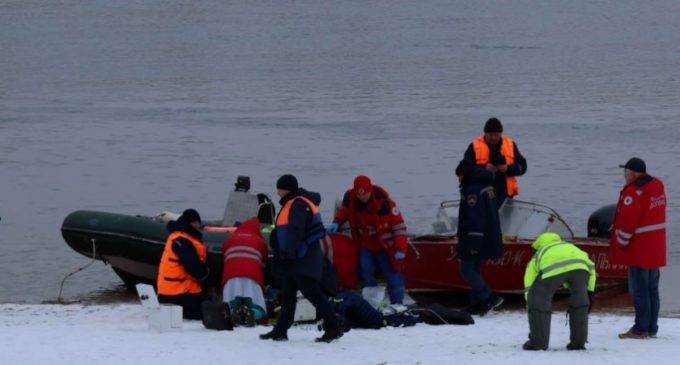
[394,251,406,260]
[326,222,339,234]
[588,291,595,313]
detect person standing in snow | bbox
[221,216,268,326]
[157,209,210,319]
[455,160,504,316]
[610,157,667,339]
[463,117,527,208]
[328,175,408,312]
[523,232,596,351]
[259,174,342,343]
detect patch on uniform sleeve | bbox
[392,206,400,216]
[466,195,477,207]
[623,196,633,206]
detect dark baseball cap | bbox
[619,157,646,173]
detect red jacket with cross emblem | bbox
[610,174,666,268]
[333,185,408,260]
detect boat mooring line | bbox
[56,238,98,303]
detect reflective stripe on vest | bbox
[634,223,665,234]
[392,223,407,236]
[157,231,207,296]
[276,196,326,258]
[615,229,631,246]
[472,135,519,196]
[224,245,263,264]
[535,241,571,265]
[540,258,594,277]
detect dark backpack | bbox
[409,303,474,325]
[201,301,234,331]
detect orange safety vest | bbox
[157,231,207,295]
[472,135,519,197]
[276,196,326,258]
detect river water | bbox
[1,0,679,305]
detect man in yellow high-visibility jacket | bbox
[523,232,596,351]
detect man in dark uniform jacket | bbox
[455,160,504,315]
[259,174,342,343]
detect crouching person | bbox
[221,217,268,326]
[157,209,210,319]
[523,232,596,351]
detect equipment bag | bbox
[201,301,234,331]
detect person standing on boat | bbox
[455,160,504,315]
[328,175,408,312]
[463,117,527,207]
[221,216,268,327]
[611,157,666,339]
[157,209,210,320]
[260,174,343,343]
[522,232,596,351]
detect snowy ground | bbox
[1,304,678,365]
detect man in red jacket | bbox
[221,216,268,326]
[328,175,408,308]
[610,157,667,339]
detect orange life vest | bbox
[157,231,207,295]
[472,135,519,197]
[276,196,326,258]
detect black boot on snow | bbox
[259,330,288,341]
[315,328,343,343]
[566,343,586,351]
[522,341,546,351]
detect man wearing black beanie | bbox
[463,117,527,207]
[260,174,343,343]
[157,208,210,319]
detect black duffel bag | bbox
[201,301,234,331]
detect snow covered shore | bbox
[1,304,678,365]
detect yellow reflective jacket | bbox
[524,232,596,299]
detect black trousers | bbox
[275,274,338,332]
[158,293,204,320]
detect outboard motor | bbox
[587,204,616,238]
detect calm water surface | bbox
[1,1,679,304]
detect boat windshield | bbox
[432,199,574,240]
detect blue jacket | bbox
[457,168,503,260]
[272,188,325,280]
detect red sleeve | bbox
[333,190,352,224]
[613,190,644,247]
[388,200,408,252]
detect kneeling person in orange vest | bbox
[157,209,210,320]
[523,232,596,351]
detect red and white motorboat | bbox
[402,200,625,293]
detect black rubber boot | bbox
[566,343,586,350]
[522,340,546,351]
[315,327,343,343]
[259,329,288,341]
